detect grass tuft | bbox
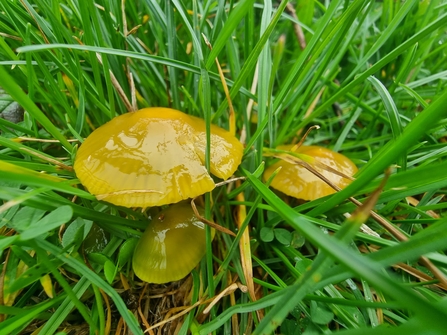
[1,0,447,334]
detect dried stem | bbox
[202,33,236,136]
[190,198,236,237]
[285,3,307,50]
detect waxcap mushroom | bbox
[132,201,214,283]
[74,108,243,207]
[264,145,358,200]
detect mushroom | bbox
[74,108,242,283]
[132,201,214,283]
[74,108,243,207]
[263,145,358,200]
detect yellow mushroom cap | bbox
[264,145,358,201]
[74,108,243,207]
[132,202,214,284]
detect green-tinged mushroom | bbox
[264,145,358,201]
[132,202,214,284]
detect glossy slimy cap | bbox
[132,202,213,283]
[74,108,243,207]
[264,145,358,200]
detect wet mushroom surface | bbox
[264,145,358,201]
[132,202,214,284]
[74,108,243,207]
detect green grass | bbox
[1,0,447,334]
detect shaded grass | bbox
[1,0,447,334]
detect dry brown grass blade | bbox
[235,183,255,302]
[221,273,242,335]
[203,282,247,314]
[99,289,112,335]
[71,35,133,113]
[291,125,320,150]
[393,263,447,291]
[0,32,22,41]
[95,53,134,113]
[0,197,31,214]
[266,151,355,181]
[285,3,307,50]
[190,198,236,237]
[406,196,441,218]
[16,137,79,143]
[115,317,125,335]
[137,284,154,335]
[121,0,128,37]
[214,176,246,188]
[127,25,142,36]
[419,257,447,290]
[19,0,50,44]
[119,273,130,291]
[240,66,259,145]
[19,147,73,171]
[129,71,137,112]
[348,178,447,287]
[230,285,240,335]
[234,182,265,321]
[202,34,236,136]
[348,169,390,224]
[144,300,203,333]
[349,197,447,289]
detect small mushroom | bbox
[74,108,243,207]
[264,145,358,200]
[132,202,214,283]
